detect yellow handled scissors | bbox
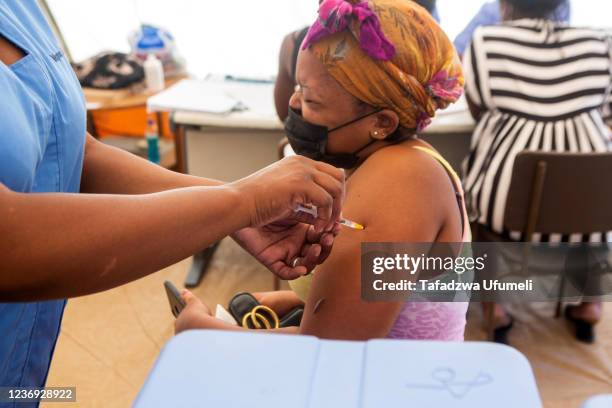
[241,305,280,329]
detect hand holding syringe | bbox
[294,204,364,230]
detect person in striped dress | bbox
[462,0,612,343]
[453,0,570,56]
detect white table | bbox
[173,107,284,182]
[149,78,284,181]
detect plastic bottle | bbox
[129,25,173,62]
[144,54,165,92]
[145,113,161,164]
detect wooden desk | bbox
[84,76,185,111]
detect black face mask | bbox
[284,107,383,169]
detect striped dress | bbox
[602,29,612,127]
[462,19,612,243]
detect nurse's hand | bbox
[229,156,344,279]
[232,221,340,279]
[230,156,345,233]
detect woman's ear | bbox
[370,109,400,140]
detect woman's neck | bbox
[347,137,424,179]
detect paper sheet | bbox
[147,78,277,117]
[147,79,244,114]
[215,304,238,325]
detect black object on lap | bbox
[228,292,303,329]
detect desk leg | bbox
[172,122,218,287]
[185,242,220,288]
[173,123,188,174]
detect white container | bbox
[144,54,165,92]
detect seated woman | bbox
[176,0,468,341]
[462,0,612,343]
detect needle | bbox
[294,204,365,231]
[336,218,365,230]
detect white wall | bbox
[48,0,612,78]
[48,0,317,77]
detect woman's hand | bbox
[230,156,345,233]
[174,290,215,334]
[174,290,301,335]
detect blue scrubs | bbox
[0,0,86,404]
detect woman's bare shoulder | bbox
[354,141,450,185]
[344,141,458,241]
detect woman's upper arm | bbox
[298,149,450,340]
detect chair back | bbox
[504,152,612,237]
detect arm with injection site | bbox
[298,148,453,340]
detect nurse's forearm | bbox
[80,134,222,195]
[0,184,247,301]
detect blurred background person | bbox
[412,0,440,21]
[454,0,570,56]
[462,0,612,344]
[274,25,310,121]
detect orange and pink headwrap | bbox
[302,0,464,131]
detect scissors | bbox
[241,305,280,329]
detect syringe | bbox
[294,204,365,230]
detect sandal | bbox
[565,306,595,344]
[492,315,514,345]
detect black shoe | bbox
[565,306,595,344]
[492,315,514,345]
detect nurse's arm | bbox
[80,134,223,194]
[0,151,343,301]
[0,182,247,301]
[79,135,343,278]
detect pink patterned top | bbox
[386,146,471,341]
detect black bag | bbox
[73,52,144,89]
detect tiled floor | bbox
[43,238,612,407]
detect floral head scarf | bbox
[302,0,464,131]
